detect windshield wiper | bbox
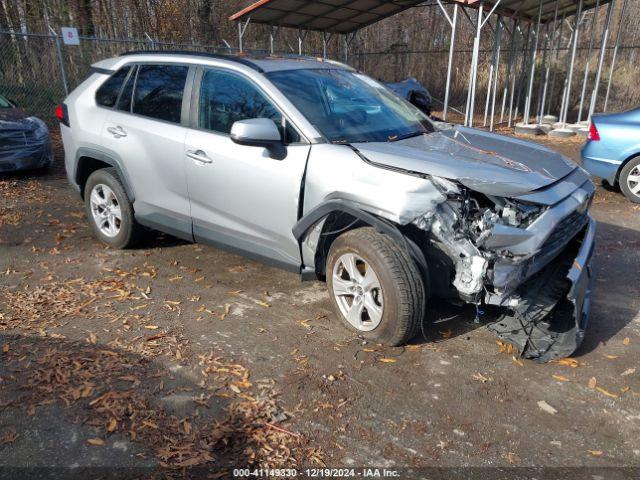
[387,130,425,142]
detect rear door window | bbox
[132,64,189,123]
[96,66,131,107]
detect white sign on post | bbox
[61,27,80,45]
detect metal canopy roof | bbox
[230,0,611,32]
[229,0,426,34]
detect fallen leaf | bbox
[512,356,524,367]
[88,332,97,345]
[621,368,635,377]
[144,325,159,330]
[87,438,105,446]
[603,354,618,359]
[623,337,630,345]
[552,375,569,382]
[472,372,490,382]
[588,377,597,389]
[257,300,270,308]
[537,400,557,415]
[587,450,603,457]
[596,386,618,398]
[556,358,580,368]
[107,418,117,433]
[2,344,8,353]
[439,329,453,339]
[379,358,397,363]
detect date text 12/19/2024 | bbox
[233,468,401,478]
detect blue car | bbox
[581,107,640,203]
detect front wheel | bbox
[620,158,640,203]
[326,227,426,346]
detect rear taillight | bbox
[588,122,600,141]
[55,103,70,127]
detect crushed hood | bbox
[351,126,578,197]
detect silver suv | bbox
[59,51,596,361]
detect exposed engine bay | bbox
[411,178,594,362]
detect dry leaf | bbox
[107,418,117,433]
[552,375,569,382]
[603,354,618,359]
[87,438,105,446]
[537,400,557,415]
[257,300,270,308]
[596,387,618,398]
[588,377,597,389]
[88,332,97,345]
[472,372,490,382]
[512,356,524,367]
[623,337,630,345]
[379,357,397,363]
[2,344,8,353]
[439,329,453,339]
[621,368,635,377]
[556,358,580,368]
[588,450,603,456]
[144,325,159,330]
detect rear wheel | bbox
[326,227,426,346]
[620,158,640,203]
[84,168,142,248]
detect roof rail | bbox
[119,50,265,73]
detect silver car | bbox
[58,52,596,362]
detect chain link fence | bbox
[0,31,243,125]
[2,30,639,128]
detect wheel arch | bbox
[75,148,135,202]
[293,199,428,281]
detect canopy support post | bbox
[604,0,628,112]
[559,0,583,127]
[546,10,566,117]
[577,0,600,123]
[523,0,544,125]
[484,16,501,127]
[588,0,615,121]
[436,0,458,121]
[465,1,483,127]
[489,17,503,131]
[237,16,251,53]
[501,17,518,124]
[269,25,280,55]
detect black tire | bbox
[84,167,143,248]
[326,227,426,346]
[619,157,640,203]
[600,179,620,192]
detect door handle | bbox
[107,126,127,138]
[186,149,212,164]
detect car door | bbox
[184,67,311,270]
[101,63,193,240]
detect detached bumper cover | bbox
[488,217,595,362]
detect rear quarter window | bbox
[95,66,131,107]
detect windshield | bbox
[267,68,433,144]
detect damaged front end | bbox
[413,174,595,362]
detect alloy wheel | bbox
[89,183,122,238]
[331,253,384,331]
[627,166,640,198]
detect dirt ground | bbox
[1,131,639,479]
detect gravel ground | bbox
[0,131,639,478]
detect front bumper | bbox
[487,217,595,362]
[0,138,53,173]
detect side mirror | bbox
[230,118,286,160]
